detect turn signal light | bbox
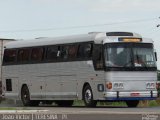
[106,82,112,89]
[156,82,160,89]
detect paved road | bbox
[1,100,160,120]
[12,106,159,115]
[0,106,160,120]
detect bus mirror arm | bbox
[155,52,157,61]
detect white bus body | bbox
[2,32,158,107]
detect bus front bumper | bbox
[104,91,158,101]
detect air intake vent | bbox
[106,32,133,36]
[6,79,12,91]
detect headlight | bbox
[106,82,112,89]
[156,82,160,89]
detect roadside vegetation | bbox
[73,100,160,107]
[0,99,160,109]
[0,107,17,110]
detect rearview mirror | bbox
[155,52,157,61]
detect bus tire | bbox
[21,85,39,106]
[83,85,97,107]
[126,100,139,107]
[21,85,31,106]
[56,100,74,107]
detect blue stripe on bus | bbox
[105,97,157,101]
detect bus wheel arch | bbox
[82,83,97,107]
[21,84,39,106]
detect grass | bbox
[73,100,85,106]
[149,100,158,107]
[0,100,159,109]
[0,107,17,110]
[73,100,127,107]
[73,99,160,107]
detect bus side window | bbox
[3,49,17,64]
[68,45,78,60]
[93,44,104,70]
[46,46,59,61]
[31,47,44,62]
[17,48,30,63]
[77,43,93,59]
[61,46,69,60]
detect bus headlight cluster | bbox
[156,81,160,89]
[113,82,124,89]
[106,82,112,89]
[146,82,155,89]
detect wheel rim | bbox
[22,87,30,104]
[85,89,92,104]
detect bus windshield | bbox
[104,43,156,70]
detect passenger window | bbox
[68,45,78,59]
[3,49,17,63]
[17,49,30,62]
[61,46,69,60]
[77,43,93,59]
[46,46,59,61]
[31,48,44,61]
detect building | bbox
[0,39,15,96]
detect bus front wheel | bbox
[126,100,139,107]
[83,85,97,107]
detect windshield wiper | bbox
[123,60,132,67]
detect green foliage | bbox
[155,99,160,106]
[73,100,84,106]
[149,100,158,107]
[73,100,160,107]
[0,107,17,110]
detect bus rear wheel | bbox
[83,85,97,107]
[126,100,139,107]
[21,85,39,106]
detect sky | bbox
[0,0,160,68]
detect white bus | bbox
[2,32,158,107]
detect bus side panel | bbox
[76,61,105,100]
[59,62,78,99]
[2,66,19,100]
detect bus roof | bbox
[4,32,152,49]
[4,33,99,49]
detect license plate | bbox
[130,93,140,97]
